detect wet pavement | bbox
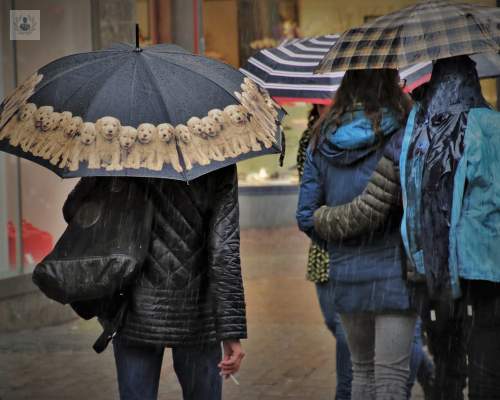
[0,226,425,399]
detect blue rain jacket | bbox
[296,106,411,313]
[400,56,500,299]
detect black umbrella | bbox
[0,30,286,181]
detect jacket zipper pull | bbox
[467,304,473,316]
[430,309,436,321]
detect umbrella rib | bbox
[139,54,172,125]
[34,53,127,95]
[148,53,280,142]
[145,52,240,103]
[136,56,169,126]
[80,58,134,122]
[138,54,188,181]
[128,54,139,125]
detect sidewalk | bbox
[0,226,424,400]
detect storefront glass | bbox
[0,0,92,279]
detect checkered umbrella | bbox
[315,0,500,72]
[240,35,433,104]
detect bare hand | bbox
[218,339,245,379]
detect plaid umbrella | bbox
[240,35,433,104]
[315,0,500,72]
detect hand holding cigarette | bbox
[219,339,245,381]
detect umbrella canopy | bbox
[240,35,434,104]
[315,0,500,73]
[0,43,286,181]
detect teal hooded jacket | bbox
[400,57,500,299]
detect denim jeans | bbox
[316,283,353,399]
[338,311,417,400]
[407,318,436,399]
[316,282,432,400]
[113,338,223,400]
[415,280,500,400]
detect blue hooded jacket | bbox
[296,106,411,313]
[401,56,500,299]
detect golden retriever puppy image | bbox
[48,116,84,167]
[126,123,156,170]
[9,106,54,151]
[224,105,263,152]
[207,109,243,157]
[154,123,183,173]
[239,80,278,130]
[118,126,137,169]
[0,73,43,131]
[175,124,210,170]
[0,103,37,142]
[234,90,275,135]
[11,106,53,148]
[201,116,232,160]
[69,122,98,171]
[94,116,122,171]
[187,117,221,162]
[221,106,254,155]
[242,77,281,112]
[32,111,72,156]
[21,112,60,152]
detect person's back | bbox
[296,68,417,400]
[64,165,246,400]
[400,55,500,400]
[119,166,246,348]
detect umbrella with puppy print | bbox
[0,29,286,181]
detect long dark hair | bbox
[310,69,413,152]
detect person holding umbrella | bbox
[2,28,286,400]
[296,67,416,400]
[312,1,500,398]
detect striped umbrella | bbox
[315,0,500,73]
[240,35,433,104]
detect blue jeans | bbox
[316,282,433,400]
[113,338,223,400]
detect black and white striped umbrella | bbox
[240,35,432,104]
[240,34,500,104]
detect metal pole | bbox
[0,4,9,273]
[9,0,23,274]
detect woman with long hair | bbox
[296,69,416,400]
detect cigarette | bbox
[229,374,240,387]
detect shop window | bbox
[136,0,159,46]
[0,0,92,279]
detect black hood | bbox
[420,55,491,117]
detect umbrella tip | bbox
[134,23,143,52]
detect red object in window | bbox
[7,220,53,268]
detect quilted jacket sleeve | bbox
[312,156,402,241]
[207,165,247,341]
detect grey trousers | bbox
[339,311,417,400]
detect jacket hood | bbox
[420,55,491,117]
[319,106,401,166]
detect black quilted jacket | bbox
[63,165,247,348]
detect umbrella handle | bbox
[278,121,286,167]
